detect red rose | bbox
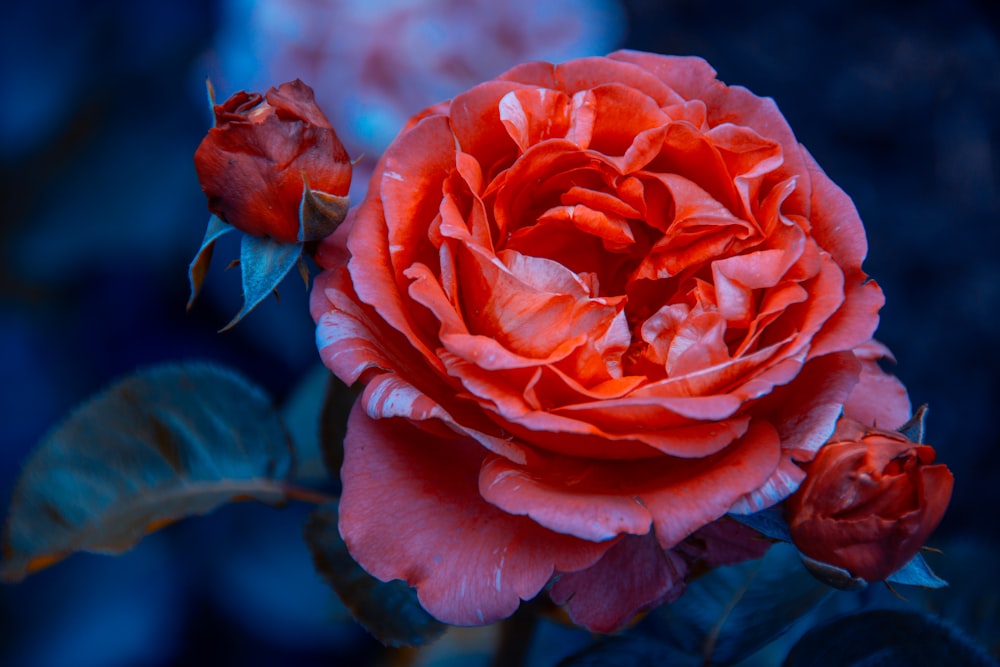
[311,51,906,631]
[787,418,953,583]
[194,79,351,244]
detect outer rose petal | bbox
[798,146,869,271]
[480,420,781,548]
[339,402,612,626]
[550,534,688,633]
[843,340,911,429]
[677,518,772,568]
[346,115,456,372]
[762,351,862,459]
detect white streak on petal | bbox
[728,457,805,514]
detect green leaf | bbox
[303,502,446,647]
[783,609,999,667]
[644,542,833,665]
[187,214,235,310]
[221,234,303,332]
[886,552,948,589]
[559,634,687,667]
[2,363,294,582]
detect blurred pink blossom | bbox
[209,0,625,198]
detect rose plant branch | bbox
[0,51,968,667]
[305,51,954,633]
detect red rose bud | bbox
[786,417,953,584]
[194,79,351,244]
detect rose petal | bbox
[498,87,572,152]
[361,372,530,464]
[449,80,525,174]
[799,146,869,270]
[501,56,679,107]
[808,278,885,359]
[346,119,454,372]
[380,115,457,287]
[479,455,653,542]
[480,419,780,548]
[581,83,669,157]
[454,239,622,361]
[313,268,396,384]
[607,51,718,103]
[728,453,806,514]
[339,403,612,626]
[550,534,688,633]
[756,351,862,459]
[843,344,911,430]
[642,420,781,547]
[678,518,772,568]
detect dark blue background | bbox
[1,1,997,664]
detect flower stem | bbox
[491,600,540,667]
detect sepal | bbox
[187,215,235,310]
[299,180,349,242]
[898,404,928,444]
[797,553,868,591]
[885,552,949,589]
[220,235,304,332]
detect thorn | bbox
[921,545,944,555]
[218,312,241,333]
[351,153,365,166]
[206,77,217,106]
[883,580,908,602]
[272,288,281,305]
[297,257,310,288]
[225,259,241,271]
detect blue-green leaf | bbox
[1,363,294,582]
[186,214,235,310]
[280,364,334,484]
[221,234,303,331]
[727,506,792,543]
[885,552,948,589]
[303,502,446,647]
[643,542,833,665]
[783,609,999,667]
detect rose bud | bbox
[786,417,953,584]
[194,79,351,244]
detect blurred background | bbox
[1,0,997,664]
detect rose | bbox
[310,50,909,631]
[194,79,351,244]
[786,417,953,584]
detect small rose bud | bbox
[786,417,953,584]
[194,79,351,244]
